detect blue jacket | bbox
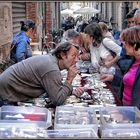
[11,31,32,62]
[113,57,140,109]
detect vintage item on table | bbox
[80,91,92,99]
[99,66,116,75]
[76,60,91,73]
[64,95,80,104]
[64,72,115,106]
[34,98,47,107]
[72,74,82,87]
[91,88,115,105]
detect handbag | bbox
[0,38,19,72]
[102,40,117,57]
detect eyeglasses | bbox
[128,21,135,24]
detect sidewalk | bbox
[32,50,42,56]
[32,50,48,56]
[31,43,47,56]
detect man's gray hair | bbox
[52,41,71,58]
[134,9,140,17]
[65,29,80,40]
[52,41,79,59]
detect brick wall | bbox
[26,2,37,21]
[0,43,11,60]
[26,2,53,43]
[45,2,52,33]
[26,2,38,42]
[0,3,12,62]
[45,2,53,42]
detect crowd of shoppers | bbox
[0,8,140,110]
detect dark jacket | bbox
[113,57,140,109]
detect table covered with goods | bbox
[0,61,140,138]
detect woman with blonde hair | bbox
[78,32,91,61]
[98,22,115,41]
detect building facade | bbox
[0,1,140,64]
[0,1,60,62]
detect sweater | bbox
[0,54,73,106]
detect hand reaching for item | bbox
[100,74,114,82]
[72,87,88,97]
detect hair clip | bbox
[134,43,136,49]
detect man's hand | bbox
[72,87,87,97]
[80,53,91,61]
[100,74,114,82]
[66,64,78,84]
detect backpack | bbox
[0,37,21,72]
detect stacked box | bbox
[0,120,46,138]
[54,106,98,137]
[99,106,140,138]
[45,129,98,138]
[0,105,52,138]
[0,105,52,128]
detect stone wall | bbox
[0,2,12,61]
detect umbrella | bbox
[73,7,100,14]
[61,8,74,15]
